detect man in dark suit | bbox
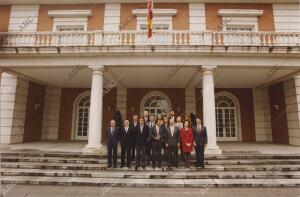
[165,118,180,169]
[161,116,169,165]
[146,115,155,165]
[168,110,176,121]
[130,115,139,161]
[135,117,149,170]
[143,110,150,123]
[120,120,134,168]
[148,119,164,169]
[107,119,119,168]
[193,118,208,168]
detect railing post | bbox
[204,31,213,45]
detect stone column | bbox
[284,76,300,146]
[82,65,105,153]
[202,65,222,154]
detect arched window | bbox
[141,92,171,117]
[75,94,90,140]
[215,93,240,141]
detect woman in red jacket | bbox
[180,120,194,168]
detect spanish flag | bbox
[147,0,153,38]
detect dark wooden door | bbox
[23,82,46,142]
[268,82,289,144]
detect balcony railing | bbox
[0,30,299,47]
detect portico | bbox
[1,52,300,152]
[1,29,300,151]
[81,63,222,153]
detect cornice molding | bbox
[218,9,264,17]
[132,9,177,17]
[48,10,92,18]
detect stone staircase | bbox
[1,151,300,187]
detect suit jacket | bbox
[165,125,180,146]
[107,127,120,147]
[143,116,150,123]
[193,125,208,146]
[130,121,139,138]
[130,121,139,129]
[146,121,155,128]
[161,124,168,144]
[135,124,149,146]
[120,126,134,147]
[148,125,165,142]
[169,116,176,121]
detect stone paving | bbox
[2,186,300,197]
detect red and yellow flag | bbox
[147,0,153,38]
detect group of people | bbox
[107,110,208,171]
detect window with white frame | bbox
[215,94,240,141]
[132,9,176,44]
[48,10,91,45]
[75,94,90,140]
[140,24,170,31]
[141,91,172,117]
[48,10,91,31]
[56,25,85,32]
[225,25,254,32]
[218,9,263,32]
[218,9,263,45]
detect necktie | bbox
[125,127,128,133]
[111,128,114,135]
[171,126,174,137]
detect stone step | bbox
[2,152,300,160]
[2,168,300,179]
[2,162,300,171]
[2,176,300,187]
[2,156,300,165]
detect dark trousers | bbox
[195,144,205,167]
[121,144,131,167]
[131,142,136,160]
[167,145,178,167]
[162,143,168,164]
[135,144,147,167]
[107,144,117,166]
[146,141,152,163]
[151,141,162,168]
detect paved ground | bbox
[1,141,300,155]
[1,185,300,197]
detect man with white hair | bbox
[193,118,207,169]
[165,118,180,169]
[120,120,134,168]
